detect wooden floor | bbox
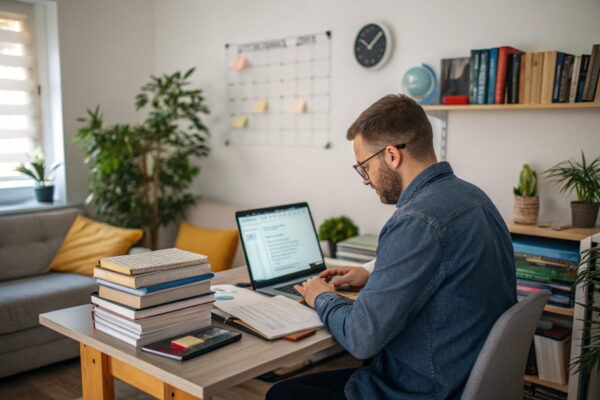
[0,353,362,400]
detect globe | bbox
[402,64,437,105]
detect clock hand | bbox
[359,39,370,48]
[367,31,383,50]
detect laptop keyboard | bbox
[274,283,301,296]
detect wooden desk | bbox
[39,267,337,400]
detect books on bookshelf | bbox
[534,327,571,385]
[335,234,378,263]
[90,248,215,347]
[441,43,600,105]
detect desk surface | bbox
[39,267,336,399]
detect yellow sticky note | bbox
[231,115,248,128]
[252,100,268,113]
[232,56,247,71]
[171,335,204,349]
[290,99,306,114]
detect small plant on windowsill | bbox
[318,216,359,258]
[14,148,61,203]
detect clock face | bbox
[354,23,391,69]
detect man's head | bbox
[347,94,437,204]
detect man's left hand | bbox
[294,277,336,308]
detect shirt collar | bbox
[396,161,454,208]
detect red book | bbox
[495,46,524,104]
[442,95,469,105]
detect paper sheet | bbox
[212,284,323,339]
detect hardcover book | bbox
[439,57,470,103]
[99,248,208,275]
[93,263,211,288]
[494,46,524,104]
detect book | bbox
[335,250,375,263]
[534,327,571,385]
[568,56,582,103]
[582,44,600,101]
[495,46,524,104]
[512,235,580,264]
[576,54,591,102]
[442,95,469,105]
[540,51,558,104]
[557,54,574,103]
[93,305,212,335]
[90,293,215,319]
[93,312,212,347]
[142,326,242,361]
[96,273,214,295]
[439,57,470,103]
[469,49,482,104]
[506,53,522,104]
[99,248,208,275]
[93,263,211,288]
[487,48,499,104]
[476,49,490,104]
[530,52,545,104]
[518,52,527,104]
[98,281,214,309]
[336,234,378,251]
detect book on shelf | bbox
[511,235,580,264]
[476,49,490,104]
[99,248,208,275]
[487,47,499,104]
[93,263,211,288]
[534,327,571,385]
[469,49,481,104]
[552,53,574,103]
[495,46,524,104]
[506,53,522,104]
[582,44,600,102]
[523,382,567,400]
[98,281,214,309]
[439,57,470,103]
[540,51,558,104]
[575,54,591,102]
[530,52,545,104]
[517,279,573,308]
[518,52,527,104]
[568,55,582,103]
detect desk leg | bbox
[80,343,115,400]
[163,383,204,400]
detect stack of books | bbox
[441,43,600,105]
[512,235,579,309]
[335,234,377,263]
[91,248,215,347]
[523,382,567,400]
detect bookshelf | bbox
[508,223,600,400]
[423,102,600,111]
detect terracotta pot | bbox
[513,195,539,225]
[571,201,599,228]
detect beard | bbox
[375,162,403,204]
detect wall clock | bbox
[354,22,393,69]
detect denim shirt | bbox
[315,162,516,400]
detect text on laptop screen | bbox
[238,205,323,283]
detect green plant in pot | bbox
[318,216,359,258]
[75,68,210,249]
[513,163,539,225]
[15,148,61,203]
[545,152,600,228]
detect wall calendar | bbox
[225,31,332,149]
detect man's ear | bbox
[386,145,402,169]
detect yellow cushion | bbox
[175,222,239,272]
[48,215,144,276]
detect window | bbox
[0,0,40,190]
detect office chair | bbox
[460,289,551,400]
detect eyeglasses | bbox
[352,144,406,180]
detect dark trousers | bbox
[265,368,357,400]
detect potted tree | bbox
[15,148,61,203]
[318,216,359,258]
[75,68,210,249]
[513,163,539,225]
[545,153,600,228]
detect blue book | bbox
[552,52,566,103]
[512,236,580,264]
[487,48,499,104]
[576,54,591,102]
[477,49,490,104]
[97,273,215,296]
[469,49,481,104]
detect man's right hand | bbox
[319,266,370,289]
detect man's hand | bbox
[294,277,335,308]
[319,267,370,289]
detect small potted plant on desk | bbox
[513,163,539,225]
[545,152,600,228]
[15,148,61,203]
[318,216,359,258]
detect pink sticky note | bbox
[232,57,247,71]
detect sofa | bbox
[0,207,97,378]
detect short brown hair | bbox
[347,94,434,161]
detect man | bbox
[266,94,516,400]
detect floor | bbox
[0,353,362,400]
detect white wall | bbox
[152,0,600,234]
[57,0,155,203]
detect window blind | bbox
[0,1,40,188]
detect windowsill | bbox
[0,199,78,216]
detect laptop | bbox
[236,202,326,301]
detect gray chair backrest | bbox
[461,290,551,400]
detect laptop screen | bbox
[236,203,325,288]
